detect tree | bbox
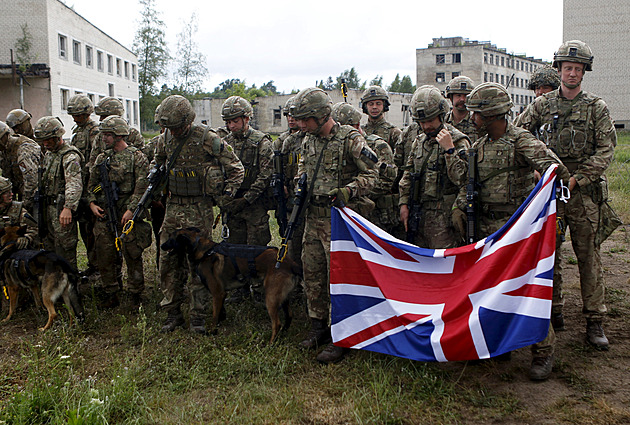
[174,12,208,94]
[260,81,278,95]
[14,23,35,72]
[369,75,383,87]
[335,67,363,90]
[133,0,170,99]
[388,74,402,92]
[399,75,416,94]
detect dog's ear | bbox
[18,225,27,237]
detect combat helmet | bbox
[360,85,390,113]
[156,95,196,129]
[553,40,593,71]
[289,88,333,120]
[95,97,125,117]
[6,109,32,128]
[445,76,475,98]
[465,83,513,117]
[221,96,253,120]
[154,103,162,125]
[99,116,130,136]
[282,96,296,116]
[0,121,12,141]
[410,85,450,121]
[332,102,362,126]
[33,116,66,141]
[0,176,12,194]
[67,94,94,116]
[528,66,561,91]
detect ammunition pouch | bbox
[596,201,622,246]
[202,164,225,196]
[168,167,203,197]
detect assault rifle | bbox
[96,158,122,255]
[406,172,422,243]
[271,149,288,236]
[276,173,308,268]
[33,166,46,248]
[465,149,478,244]
[121,164,165,241]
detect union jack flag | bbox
[330,165,561,362]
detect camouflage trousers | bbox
[554,189,606,320]
[93,218,152,295]
[159,197,214,318]
[284,209,305,269]
[480,214,555,357]
[43,204,78,269]
[410,202,459,249]
[369,195,401,237]
[301,214,331,322]
[226,199,271,246]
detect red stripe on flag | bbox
[336,315,406,347]
[505,284,552,299]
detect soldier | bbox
[360,85,402,152]
[332,102,398,235]
[154,95,244,335]
[444,76,478,143]
[452,82,570,380]
[67,94,99,276]
[6,109,34,139]
[91,97,146,167]
[513,66,561,129]
[292,88,378,364]
[0,176,37,248]
[0,121,40,211]
[273,96,306,268]
[220,96,273,246]
[399,86,470,248]
[33,116,83,269]
[88,116,152,309]
[516,41,617,349]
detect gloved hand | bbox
[451,208,467,239]
[327,187,352,208]
[223,197,248,215]
[16,237,29,250]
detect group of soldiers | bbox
[0,39,617,381]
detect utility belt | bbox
[419,200,445,211]
[375,194,398,210]
[43,194,63,205]
[310,194,330,207]
[168,195,207,205]
[308,204,331,217]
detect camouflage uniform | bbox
[154,95,244,324]
[88,143,151,297]
[89,128,145,168]
[444,111,478,143]
[0,200,38,245]
[361,116,402,153]
[399,123,469,248]
[444,76,478,143]
[6,109,34,139]
[394,122,419,172]
[0,123,40,211]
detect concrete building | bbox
[193,89,413,135]
[564,0,630,128]
[0,0,139,134]
[416,37,549,118]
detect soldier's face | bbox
[451,94,467,111]
[42,137,62,152]
[419,116,442,136]
[102,132,116,148]
[72,113,90,125]
[296,117,319,134]
[225,117,248,134]
[534,85,554,97]
[0,191,12,205]
[366,100,384,118]
[287,115,299,130]
[471,112,484,129]
[560,62,584,90]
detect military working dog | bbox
[0,225,84,330]
[161,227,302,343]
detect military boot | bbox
[190,316,208,335]
[529,354,554,381]
[300,318,331,349]
[100,292,119,309]
[551,307,565,331]
[316,343,347,364]
[161,311,185,333]
[586,320,609,350]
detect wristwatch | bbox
[445,147,455,155]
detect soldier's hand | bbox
[16,237,29,250]
[451,208,467,239]
[121,210,133,225]
[400,204,409,231]
[436,128,454,151]
[89,202,105,219]
[224,197,248,215]
[327,187,351,208]
[59,207,73,227]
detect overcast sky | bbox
[64,0,564,93]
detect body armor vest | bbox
[42,144,83,197]
[226,129,269,191]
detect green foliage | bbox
[389,73,416,93]
[14,23,35,73]
[335,67,365,90]
[174,12,208,95]
[370,75,384,87]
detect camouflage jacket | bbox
[297,123,378,204]
[394,122,420,170]
[0,134,41,205]
[361,116,402,152]
[0,201,38,243]
[456,123,569,212]
[223,127,273,203]
[399,123,470,206]
[88,146,149,215]
[41,143,83,211]
[70,119,99,170]
[152,125,244,199]
[445,110,478,143]
[90,127,146,168]
[515,89,616,188]
[274,129,305,199]
[366,134,397,200]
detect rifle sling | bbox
[306,137,331,207]
[480,164,528,184]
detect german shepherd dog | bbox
[0,225,84,330]
[161,228,302,343]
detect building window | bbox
[511,94,515,102]
[435,72,445,83]
[501,56,505,67]
[124,61,130,79]
[86,46,93,68]
[495,73,499,83]
[58,34,67,59]
[116,58,122,77]
[107,54,113,74]
[490,54,494,65]
[60,88,69,110]
[72,40,81,64]
[501,75,505,85]
[484,53,488,63]
[97,51,104,72]
[87,93,95,104]
[521,62,524,71]
[273,108,282,126]
[435,54,445,64]
[108,83,115,97]
[132,64,137,81]
[126,99,132,122]
[452,71,460,79]
[133,100,139,125]
[525,79,529,88]
[525,63,529,73]
[484,72,488,82]
[489,73,494,82]
[452,53,461,64]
